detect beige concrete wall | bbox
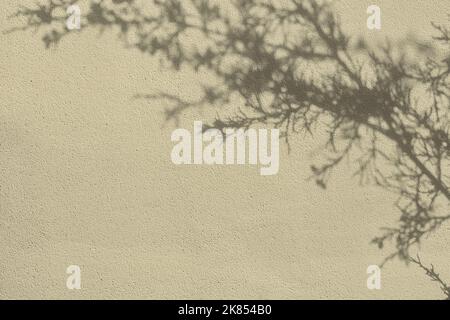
[1,0,449,299]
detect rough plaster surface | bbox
[1,0,449,299]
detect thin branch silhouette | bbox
[9,0,450,294]
[410,256,450,299]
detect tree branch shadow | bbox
[8,0,450,297]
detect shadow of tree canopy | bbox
[8,0,450,296]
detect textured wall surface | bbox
[1,0,449,299]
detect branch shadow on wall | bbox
[7,0,450,298]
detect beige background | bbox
[1,0,449,299]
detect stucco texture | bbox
[1,0,449,299]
